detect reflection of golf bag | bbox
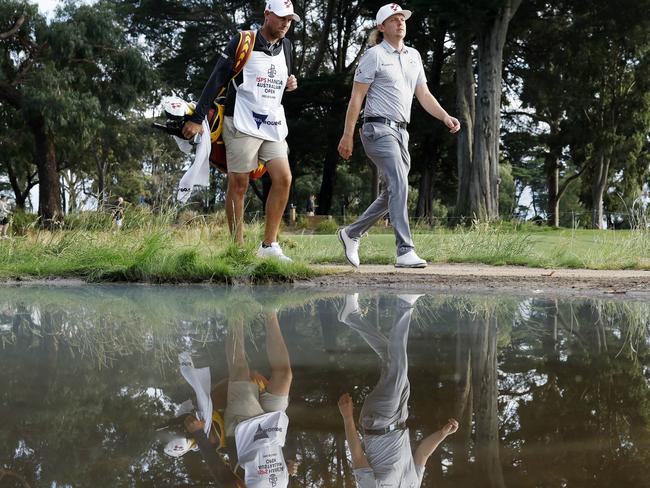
[161,368,270,459]
[153,30,271,180]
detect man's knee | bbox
[271,365,293,383]
[227,173,249,196]
[267,159,292,189]
[273,171,292,190]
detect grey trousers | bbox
[345,122,414,256]
[341,302,412,430]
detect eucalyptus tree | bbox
[0,1,155,225]
[508,0,650,228]
[451,0,523,221]
[566,0,650,228]
[0,105,38,209]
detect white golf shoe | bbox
[395,250,427,268]
[338,293,360,323]
[338,228,360,268]
[256,242,293,262]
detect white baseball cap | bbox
[376,3,412,26]
[265,0,301,22]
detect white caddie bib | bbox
[233,43,289,142]
[235,411,289,488]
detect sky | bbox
[35,0,61,16]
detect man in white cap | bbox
[337,3,461,268]
[182,0,301,262]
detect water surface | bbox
[1,286,649,487]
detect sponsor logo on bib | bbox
[252,112,269,129]
[252,111,283,129]
[253,422,284,441]
[254,424,270,441]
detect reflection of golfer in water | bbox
[337,293,459,487]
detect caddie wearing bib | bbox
[337,3,461,269]
[183,0,300,262]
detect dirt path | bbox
[2,264,649,299]
[298,264,650,299]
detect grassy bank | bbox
[293,224,650,270]
[0,224,316,283]
[1,222,649,282]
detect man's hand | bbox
[287,459,300,476]
[184,415,205,434]
[338,135,353,160]
[443,115,461,134]
[440,418,459,437]
[286,75,298,92]
[182,120,203,139]
[338,392,355,419]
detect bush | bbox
[63,211,112,231]
[314,217,339,234]
[9,210,39,235]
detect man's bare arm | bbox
[337,82,371,160]
[338,393,370,468]
[414,418,459,467]
[414,84,461,134]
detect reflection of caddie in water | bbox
[223,312,297,488]
[337,293,459,487]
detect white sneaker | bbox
[338,293,360,323]
[256,242,293,262]
[397,294,424,308]
[338,228,360,268]
[395,250,427,268]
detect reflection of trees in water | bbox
[500,298,650,487]
[1,290,650,486]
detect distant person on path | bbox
[337,293,459,486]
[181,0,301,262]
[0,195,12,238]
[337,3,460,268]
[112,197,125,231]
[306,194,316,216]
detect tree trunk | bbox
[415,25,446,222]
[451,320,474,476]
[547,159,560,227]
[471,314,506,488]
[458,0,521,221]
[317,139,340,215]
[471,24,506,219]
[455,29,475,218]
[545,120,565,227]
[415,164,434,223]
[95,154,110,210]
[5,163,36,210]
[591,152,610,229]
[29,116,62,227]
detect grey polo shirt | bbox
[354,40,427,124]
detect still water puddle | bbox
[1,286,649,487]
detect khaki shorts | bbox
[222,116,289,173]
[224,380,289,436]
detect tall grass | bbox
[0,216,315,283]
[2,215,650,282]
